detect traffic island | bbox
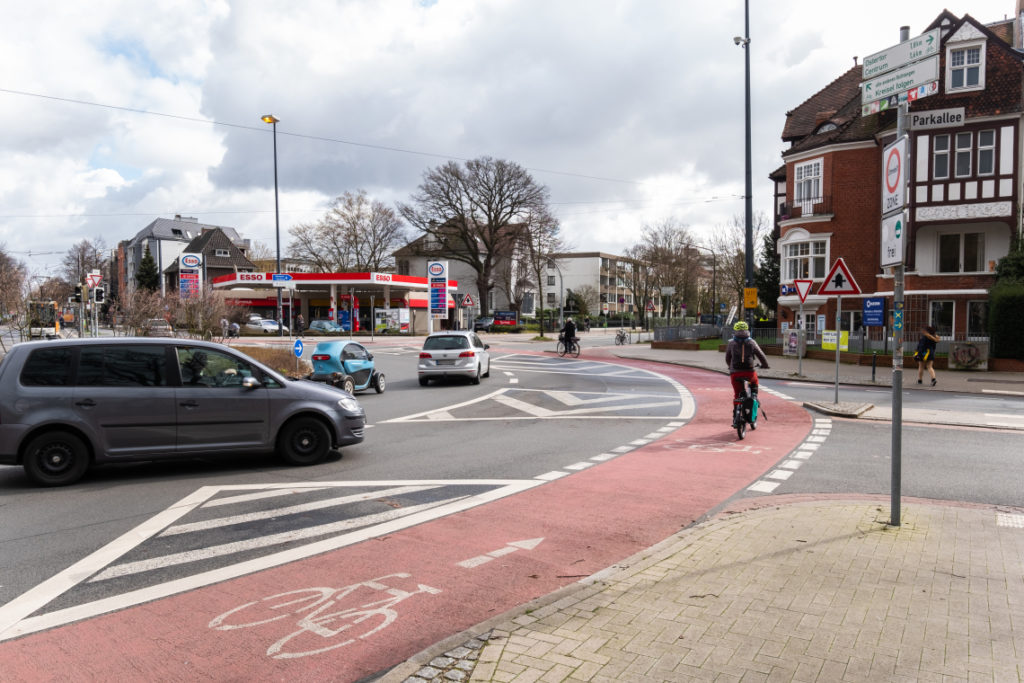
[802,401,874,418]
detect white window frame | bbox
[933,134,950,180]
[794,158,823,213]
[954,131,972,178]
[946,42,985,93]
[214,248,230,258]
[977,129,995,176]
[782,238,829,281]
[937,230,985,273]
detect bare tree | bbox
[622,244,658,326]
[61,237,108,287]
[110,288,166,336]
[707,211,770,316]
[633,219,700,320]
[289,190,409,272]
[0,245,27,321]
[398,157,550,316]
[168,288,232,339]
[514,209,566,334]
[245,240,277,271]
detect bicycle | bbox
[208,573,441,659]
[556,333,580,358]
[732,368,767,440]
[614,328,630,345]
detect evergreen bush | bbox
[989,283,1024,358]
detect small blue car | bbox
[310,340,385,394]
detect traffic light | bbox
[74,285,82,303]
[93,287,105,304]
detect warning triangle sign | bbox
[461,293,475,307]
[818,258,861,295]
[794,279,814,303]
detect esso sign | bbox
[238,273,266,282]
[180,253,203,269]
[428,263,445,277]
[374,273,393,283]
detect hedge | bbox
[989,283,1024,358]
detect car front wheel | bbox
[373,372,386,393]
[23,431,90,486]
[278,417,332,466]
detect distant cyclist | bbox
[725,321,769,417]
[560,317,578,352]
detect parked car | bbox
[0,338,366,486]
[473,316,495,332]
[309,319,345,334]
[247,318,280,334]
[309,341,385,394]
[143,319,174,337]
[417,330,490,386]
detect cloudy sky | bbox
[0,0,1015,276]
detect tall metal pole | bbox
[890,26,911,528]
[262,114,283,337]
[742,0,754,325]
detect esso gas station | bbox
[211,271,459,334]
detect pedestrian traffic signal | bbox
[74,284,83,302]
[93,287,104,304]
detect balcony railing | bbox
[778,196,834,220]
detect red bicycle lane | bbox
[0,361,812,682]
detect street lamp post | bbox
[736,0,754,325]
[548,259,564,332]
[261,114,283,337]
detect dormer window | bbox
[816,122,837,133]
[215,248,230,258]
[947,42,984,92]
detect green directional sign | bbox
[881,211,907,267]
[862,55,939,107]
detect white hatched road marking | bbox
[0,480,543,643]
[747,418,831,494]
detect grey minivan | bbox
[0,338,366,486]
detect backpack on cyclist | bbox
[732,337,756,371]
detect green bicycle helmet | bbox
[733,321,749,331]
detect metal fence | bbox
[653,324,722,342]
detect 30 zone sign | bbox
[882,136,906,214]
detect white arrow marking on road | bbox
[457,538,545,569]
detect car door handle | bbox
[74,399,96,407]
[179,400,200,408]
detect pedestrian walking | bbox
[295,313,304,337]
[914,325,940,386]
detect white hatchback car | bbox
[417,330,490,385]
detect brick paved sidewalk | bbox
[387,499,1024,682]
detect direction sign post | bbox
[818,258,861,404]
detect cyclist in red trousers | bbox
[725,321,769,424]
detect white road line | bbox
[644,432,664,440]
[779,460,803,470]
[792,451,814,460]
[800,443,820,451]
[983,389,1024,396]
[564,462,594,470]
[535,471,569,481]
[91,499,464,581]
[984,413,1024,420]
[748,481,780,493]
[163,485,439,536]
[629,439,650,446]
[202,487,332,508]
[612,446,633,453]
[590,453,617,461]
[766,469,794,481]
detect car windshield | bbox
[423,335,470,351]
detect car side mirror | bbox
[242,376,262,389]
[367,352,374,360]
[484,344,490,350]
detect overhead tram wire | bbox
[0,87,642,186]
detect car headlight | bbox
[337,397,361,413]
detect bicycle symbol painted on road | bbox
[657,439,764,454]
[208,573,442,659]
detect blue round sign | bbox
[293,339,304,358]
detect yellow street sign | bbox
[743,287,759,309]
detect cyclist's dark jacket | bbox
[562,320,577,341]
[725,331,768,372]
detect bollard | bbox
[872,351,877,383]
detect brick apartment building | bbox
[773,8,1022,347]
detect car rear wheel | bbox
[418,377,430,386]
[482,360,490,378]
[278,417,332,466]
[23,431,90,487]
[373,372,386,393]
[471,363,481,385]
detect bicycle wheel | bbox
[736,419,746,440]
[614,333,623,346]
[209,588,334,630]
[556,341,566,356]
[570,342,580,358]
